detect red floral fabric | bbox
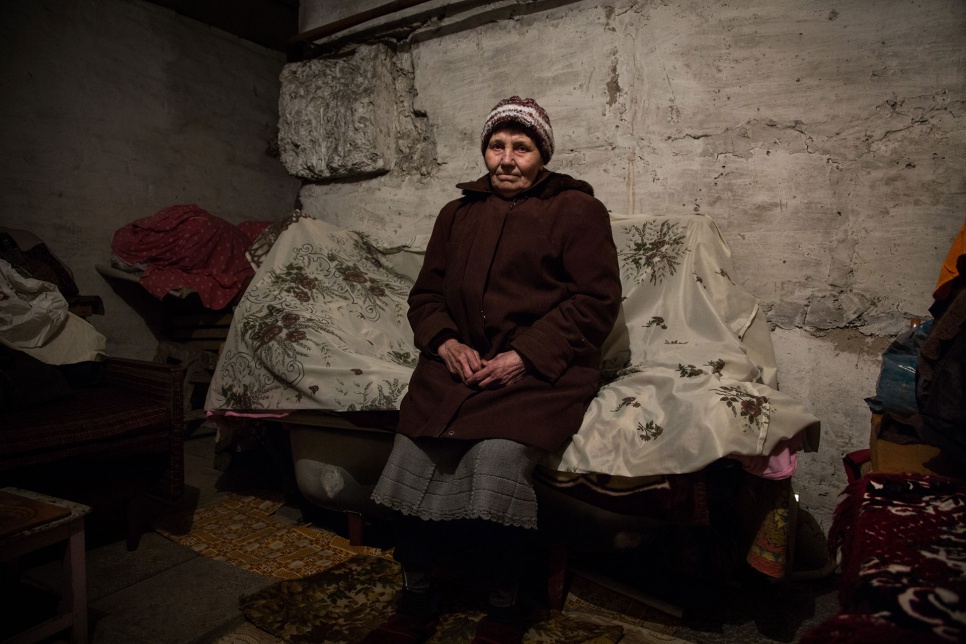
[802,473,966,642]
[112,204,265,311]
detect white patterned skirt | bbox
[371,434,542,530]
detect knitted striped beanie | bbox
[480,96,555,163]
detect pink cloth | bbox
[112,204,262,310]
[730,435,802,480]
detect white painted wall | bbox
[293,0,966,531]
[0,0,301,359]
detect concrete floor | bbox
[9,430,843,644]
[9,431,285,644]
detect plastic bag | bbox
[865,319,933,418]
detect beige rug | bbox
[156,491,387,580]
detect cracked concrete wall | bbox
[291,0,966,531]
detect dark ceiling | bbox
[145,0,300,52]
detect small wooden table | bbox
[0,488,90,644]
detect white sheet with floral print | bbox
[206,214,820,477]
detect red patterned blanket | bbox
[801,473,966,643]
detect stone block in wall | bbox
[279,44,399,180]
[804,293,872,331]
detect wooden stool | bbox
[0,488,90,644]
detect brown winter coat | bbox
[396,170,622,451]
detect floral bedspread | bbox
[206,213,820,477]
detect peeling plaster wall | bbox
[290,0,966,530]
[0,0,301,359]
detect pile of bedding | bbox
[110,204,269,309]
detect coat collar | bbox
[456,170,595,200]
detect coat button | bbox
[447,430,455,436]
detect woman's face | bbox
[484,126,544,198]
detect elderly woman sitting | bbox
[363,97,622,644]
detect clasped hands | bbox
[437,338,526,389]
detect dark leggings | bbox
[393,516,530,591]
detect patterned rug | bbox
[161,491,691,643]
[239,554,689,644]
[156,491,387,579]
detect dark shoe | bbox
[471,615,525,644]
[360,612,439,644]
